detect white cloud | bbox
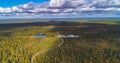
[104,7,120,11]
[92,0,120,6]
[105,0,120,6]
[0,0,120,17]
[49,0,67,8]
[78,7,97,11]
[12,6,23,12]
[49,0,86,8]
[23,4,30,9]
[0,7,11,13]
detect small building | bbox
[67,35,79,38]
[35,34,46,38]
[58,34,79,38]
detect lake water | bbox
[35,34,46,38]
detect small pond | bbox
[35,34,46,38]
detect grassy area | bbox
[0,19,49,24]
[92,21,120,25]
[75,20,120,25]
[0,26,60,63]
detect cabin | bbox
[35,34,46,38]
[58,34,79,38]
[67,35,79,38]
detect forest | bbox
[0,20,120,63]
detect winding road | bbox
[31,38,64,63]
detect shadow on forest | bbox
[0,21,120,29]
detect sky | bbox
[0,0,120,19]
[0,0,49,7]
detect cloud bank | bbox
[0,0,120,18]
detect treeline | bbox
[1,21,116,29]
[0,21,80,29]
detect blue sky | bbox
[0,0,49,7]
[0,0,120,19]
